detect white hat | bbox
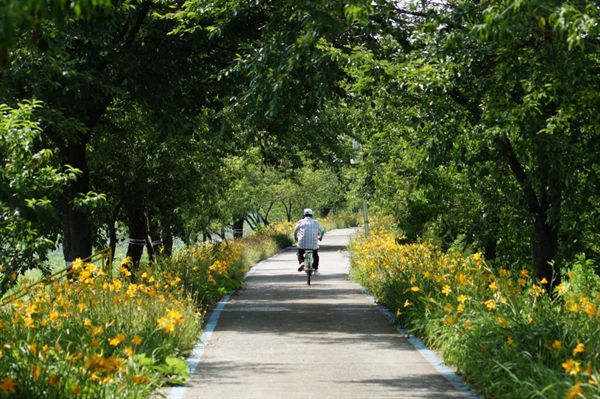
[304,208,313,216]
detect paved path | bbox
[170,228,474,399]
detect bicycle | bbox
[304,249,315,285]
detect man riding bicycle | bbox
[294,208,325,272]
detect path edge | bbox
[345,254,482,399]
[165,255,273,399]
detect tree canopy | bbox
[325,0,600,286]
[1,0,599,291]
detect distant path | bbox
[168,228,475,399]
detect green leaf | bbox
[165,357,189,376]
[133,354,154,367]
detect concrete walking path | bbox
[168,228,476,399]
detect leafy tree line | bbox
[0,101,77,291]
[324,0,600,288]
[2,0,598,293]
[0,0,356,291]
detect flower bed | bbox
[349,227,600,399]
[0,224,292,398]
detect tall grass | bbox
[349,227,600,399]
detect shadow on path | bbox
[175,228,472,399]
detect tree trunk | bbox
[282,199,293,222]
[532,215,558,285]
[482,237,497,260]
[108,220,117,264]
[126,206,147,271]
[162,227,173,257]
[262,201,275,226]
[146,214,163,261]
[245,213,259,230]
[497,135,561,290]
[108,202,121,264]
[61,141,93,266]
[233,218,244,239]
[533,131,561,288]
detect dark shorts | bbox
[297,248,320,269]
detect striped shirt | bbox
[294,217,325,250]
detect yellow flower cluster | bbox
[209,260,229,276]
[349,226,600,397]
[349,228,499,322]
[201,242,244,287]
[0,255,197,396]
[157,309,185,334]
[263,221,295,236]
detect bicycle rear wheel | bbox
[304,251,314,285]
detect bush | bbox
[320,213,361,230]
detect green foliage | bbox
[563,254,600,298]
[0,0,115,68]
[0,101,76,293]
[134,354,190,386]
[320,213,361,230]
[1,0,257,264]
[90,101,226,249]
[208,0,362,163]
[265,231,294,251]
[329,0,600,280]
[188,147,349,239]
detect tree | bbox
[1,1,161,266]
[0,0,116,68]
[470,0,600,286]
[329,0,600,287]
[0,101,77,292]
[205,0,365,165]
[1,0,243,267]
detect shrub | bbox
[320,213,361,230]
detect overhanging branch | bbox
[496,135,542,215]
